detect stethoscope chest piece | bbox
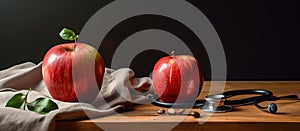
[200,94,233,113]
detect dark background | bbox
[0,0,299,80]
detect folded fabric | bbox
[0,62,154,131]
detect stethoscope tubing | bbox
[150,89,298,110]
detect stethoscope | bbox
[150,89,299,114]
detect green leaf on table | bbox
[59,28,78,41]
[27,98,58,114]
[5,93,26,110]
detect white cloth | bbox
[0,62,153,131]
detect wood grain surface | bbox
[56,81,300,131]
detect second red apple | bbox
[152,52,204,103]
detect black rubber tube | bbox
[151,89,274,108]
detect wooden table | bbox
[56,81,300,131]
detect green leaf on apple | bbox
[5,93,27,110]
[27,98,58,114]
[59,28,79,41]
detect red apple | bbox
[42,43,105,102]
[152,52,204,103]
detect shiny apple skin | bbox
[42,43,105,102]
[152,55,204,103]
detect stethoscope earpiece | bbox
[267,103,278,114]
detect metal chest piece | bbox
[200,94,232,113]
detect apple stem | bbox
[74,37,78,50]
[171,51,176,59]
[23,88,31,110]
[59,28,79,50]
